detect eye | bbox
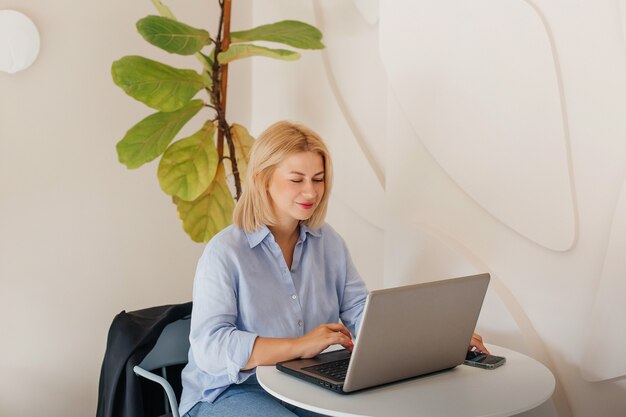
[289,179,303,183]
[313,178,324,183]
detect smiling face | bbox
[267,151,325,230]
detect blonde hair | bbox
[233,121,333,232]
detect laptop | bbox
[276,273,490,393]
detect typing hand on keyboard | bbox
[294,323,354,359]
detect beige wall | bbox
[0,1,250,416]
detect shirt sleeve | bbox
[338,238,369,336]
[189,242,258,384]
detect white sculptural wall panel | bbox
[582,177,626,381]
[351,0,379,25]
[313,0,388,189]
[379,0,576,252]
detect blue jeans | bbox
[184,375,329,417]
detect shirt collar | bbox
[300,223,322,239]
[244,223,322,248]
[245,225,271,248]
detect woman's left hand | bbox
[469,332,490,354]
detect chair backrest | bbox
[139,316,191,371]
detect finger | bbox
[473,332,483,342]
[325,332,353,349]
[327,332,352,345]
[341,340,354,352]
[325,323,352,339]
[338,334,354,350]
[470,338,490,354]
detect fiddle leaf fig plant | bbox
[112,0,324,242]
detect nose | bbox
[301,180,317,198]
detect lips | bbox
[297,202,315,209]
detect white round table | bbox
[256,345,554,417]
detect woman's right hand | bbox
[294,323,354,359]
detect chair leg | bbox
[161,367,170,414]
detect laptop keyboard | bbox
[304,358,350,382]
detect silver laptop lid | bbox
[343,273,490,392]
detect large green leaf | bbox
[112,56,205,112]
[226,124,255,184]
[175,166,235,242]
[158,121,218,201]
[137,15,212,55]
[231,20,324,50]
[217,44,300,65]
[116,99,204,169]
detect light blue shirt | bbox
[179,222,368,415]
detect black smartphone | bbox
[463,350,506,369]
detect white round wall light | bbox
[0,10,41,74]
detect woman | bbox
[179,121,488,417]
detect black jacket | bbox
[96,302,192,417]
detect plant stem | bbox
[220,0,232,122]
[221,0,242,200]
[213,0,242,199]
[214,0,226,160]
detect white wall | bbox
[0,1,250,416]
[251,1,626,416]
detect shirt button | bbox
[291,294,297,300]
[297,320,303,327]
